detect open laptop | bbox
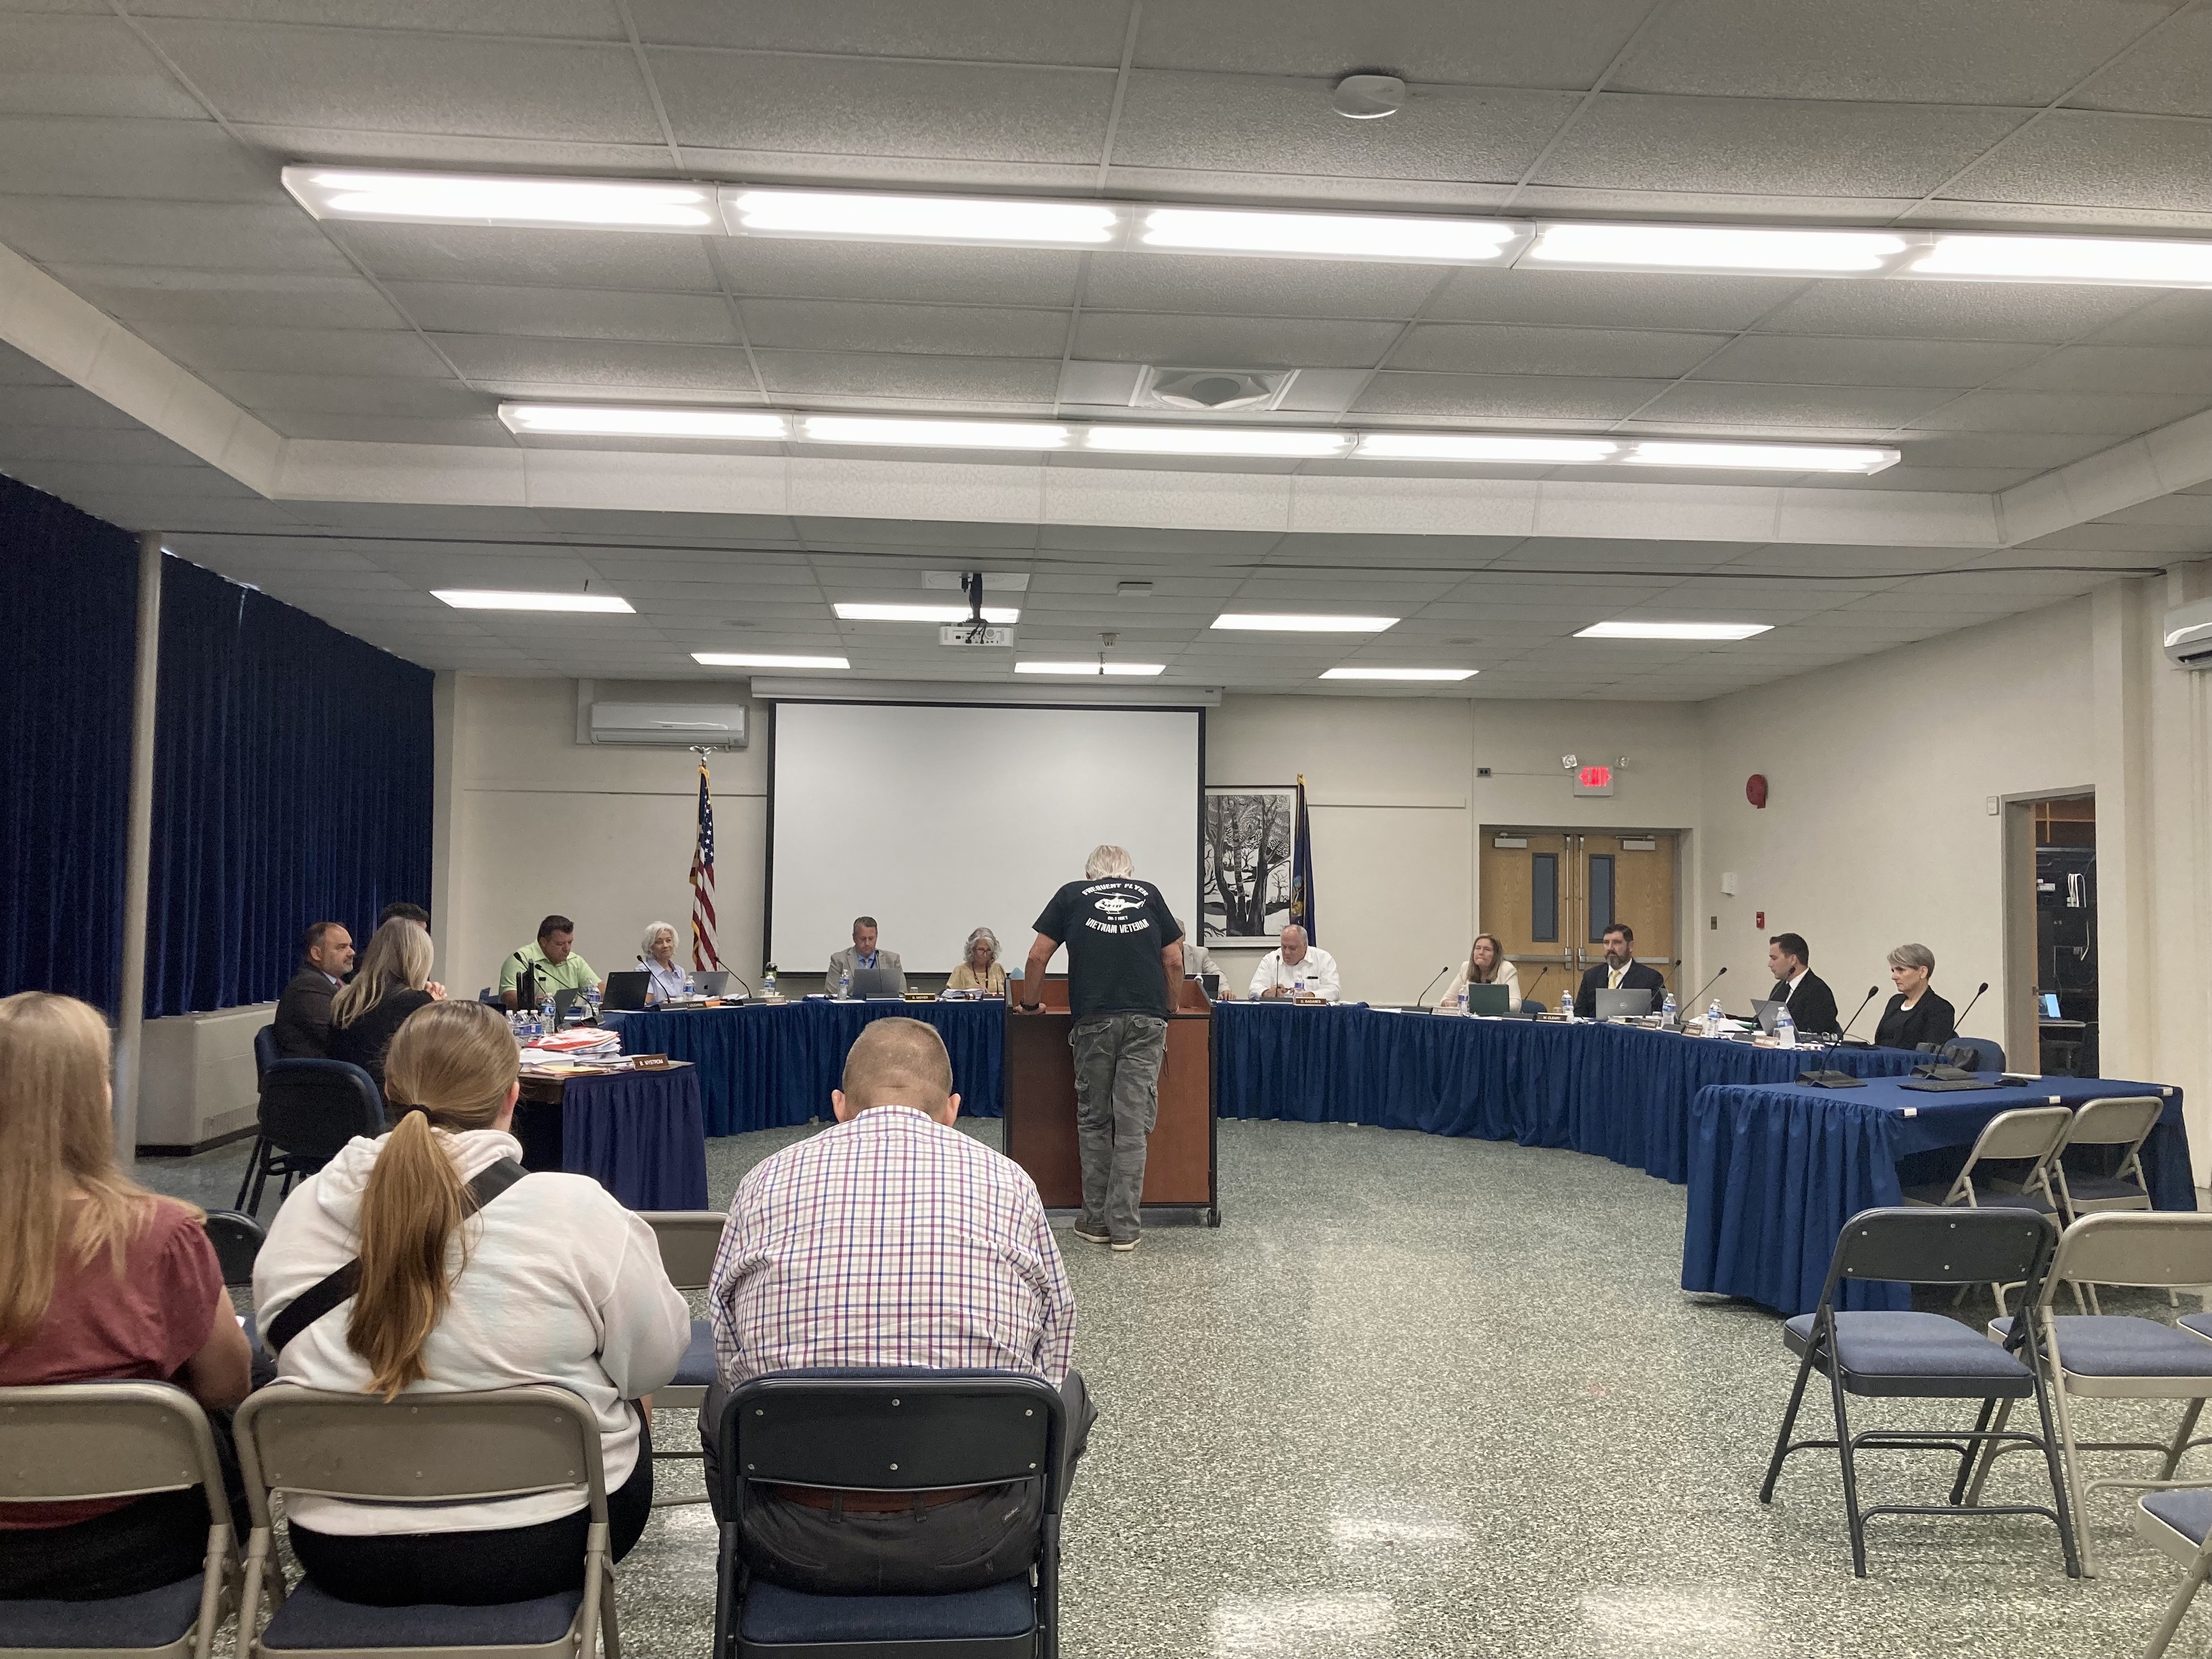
[552,987,589,1023]
[1749,998,1783,1035]
[2039,991,2063,1019]
[1594,986,1655,1022]
[852,966,905,998]
[601,970,648,1012]
[694,969,731,997]
[1200,972,1221,1000]
[1463,983,1513,1017]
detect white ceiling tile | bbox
[741,298,1066,359]
[1533,94,2027,196]
[1132,0,1651,85]
[1355,372,1674,419]
[1073,313,1400,369]
[1937,110,2212,211]
[1753,278,2158,343]
[430,334,761,396]
[715,238,1083,307]
[0,424,211,465]
[754,350,1061,403]
[127,0,627,36]
[0,115,276,201]
[1904,387,2212,432]
[1080,251,1441,320]
[52,265,406,330]
[1688,335,2047,387]
[0,382,145,427]
[2066,8,2212,116]
[0,196,355,271]
[1994,344,2212,395]
[630,0,1127,64]
[132,321,453,378]
[263,412,517,445]
[1425,268,1803,332]
[1899,431,2128,468]
[1111,74,1575,182]
[334,223,723,291]
[648,49,1113,162]
[139,20,665,142]
[1634,381,1960,427]
[227,126,677,174]
[195,370,492,417]
[387,283,740,344]
[1389,324,1728,379]
[2081,290,2212,346]
[1613,0,2174,104]
[0,14,207,118]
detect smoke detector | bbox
[1136,366,1297,413]
[1331,74,1405,120]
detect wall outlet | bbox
[1986,795,2000,815]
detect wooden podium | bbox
[1002,979,1218,1226]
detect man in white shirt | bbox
[1249,925,1340,1002]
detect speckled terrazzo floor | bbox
[141,1119,2212,1659]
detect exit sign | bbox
[1572,764,1616,797]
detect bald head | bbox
[1280,925,1308,963]
[833,1017,959,1125]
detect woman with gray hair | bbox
[947,927,1007,994]
[638,921,689,1005]
[1873,941,1956,1050]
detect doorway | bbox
[2033,796,2097,1076]
[1479,828,1680,1013]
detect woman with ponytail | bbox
[255,999,688,1606]
[0,992,252,1599]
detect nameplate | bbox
[630,1053,673,1069]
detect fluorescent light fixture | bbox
[282,167,714,231]
[1626,441,1898,473]
[1141,207,1523,264]
[724,188,1120,248]
[1526,222,1911,275]
[1911,234,2212,287]
[1014,661,1167,676]
[834,602,1021,624]
[692,652,848,669]
[435,590,634,613]
[1576,620,1772,641]
[1319,667,1478,681]
[802,416,1070,450]
[1355,433,1618,464]
[1212,613,1398,633]
[499,403,788,440]
[1084,425,1350,458]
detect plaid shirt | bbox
[710,1105,1075,1385]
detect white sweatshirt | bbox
[253,1128,689,1534]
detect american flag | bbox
[689,760,721,970]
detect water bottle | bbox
[1662,990,1678,1029]
[683,970,696,998]
[538,991,555,1031]
[1560,989,1573,1020]
[1293,970,1306,999]
[1457,988,1468,1011]
[838,968,851,1000]
[1707,997,1724,1037]
[763,964,777,998]
[584,985,601,1023]
[1777,1007,1796,1049]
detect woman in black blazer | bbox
[1872,941,1956,1050]
[325,917,445,1098]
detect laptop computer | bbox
[1463,983,1513,1017]
[552,987,589,1023]
[1749,998,1782,1035]
[1200,972,1221,1000]
[1594,986,1655,1022]
[852,966,905,998]
[694,969,731,997]
[2039,991,2062,1020]
[601,970,648,1012]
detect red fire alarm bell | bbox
[1756,911,1765,929]
[1746,773,1768,809]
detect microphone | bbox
[1799,985,1881,1088]
[1415,962,1455,1008]
[1679,964,1727,1030]
[1955,980,1991,1029]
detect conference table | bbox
[1684,1074,2193,1316]
[514,1062,710,1210]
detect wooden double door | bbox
[1479,829,1680,1009]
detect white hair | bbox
[1281,925,1307,946]
[641,921,678,957]
[1085,844,1135,879]
[964,926,1000,962]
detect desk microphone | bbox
[1680,963,1727,1023]
[1414,963,1454,1008]
[1798,985,1880,1088]
[1955,980,1991,1029]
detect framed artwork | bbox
[1203,785,1296,945]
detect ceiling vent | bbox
[1136,366,1297,413]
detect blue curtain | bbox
[143,555,434,1017]
[0,476,137,1011]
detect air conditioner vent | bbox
[1136,366,1296,413]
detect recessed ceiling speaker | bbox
[1331,74,1405,120]
[1138,366,1296,412]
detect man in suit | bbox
[1765,932,1840,1034]
[273,921,353,1058]
[1574,922,1666,1018]
[827,915,904,991]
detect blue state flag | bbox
[1289,774,1316,946]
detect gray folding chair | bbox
[0,1383,237,1659]
[640,1210,726,1509]
[2135,1489,2212,1658]
[1969,1212,2212,1575]
[2055,1095,2164,1221]
[234,1385,618,1659]
[1901,1105,2072,1313]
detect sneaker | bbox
[1071,1222,1111,1246]
[1109,1235,1139,1253]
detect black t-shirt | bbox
[1033,878,1183,1020]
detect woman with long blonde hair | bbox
[0,992,252,1598]
[1437,933,1524,1009]
[325,916,444,1097]
[255,998,687,1607]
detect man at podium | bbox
[1017,845,1183,1254]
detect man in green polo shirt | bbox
[500,913,601,1009]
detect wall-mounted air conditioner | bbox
[586,703,748,746]
[2163,598,2212,671]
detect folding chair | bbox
[202,1210,266,1290]
[714,1373,1065,1659]
[0,1383,238,1659]
[639,1210,726,1508]
[1900,1105,2072,1314]
[234,1385,618,1659]
[2055,1096,2164,1221]
[1758,1206,2076,1578]
[2135,1489,2212,1658]
[1971,1211,2212,1575]
[234,1060,384,1216]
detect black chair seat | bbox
[740,1578,1034,1646]
[1784,1311,2034,1396]
[2144,1487,2212,1546]
[261,1583,582,1649]
[2066,1175,2151,1203]
[672,1320,715,1389]
[1993,1316,2212,1378]
[0,1575,204,1649]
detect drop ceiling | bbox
[1,0,2209,698]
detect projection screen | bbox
[768,701,1201,978]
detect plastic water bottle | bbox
[1662,990,1678,1029]
[538,991,556,1031]
[1707,997,1725,1037]
[584,985,601,1023]
[1293,970,1306,999]
[763,964,777,998]
[1777,1007,1796,1049]
[1560,989,1573,1021]
[838,968,851,1000]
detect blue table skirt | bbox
[1212,1003,1927,1183]
[1683,1076,2194,1316]
[556,1067,709,1210]
[613,1000,1005,1137]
